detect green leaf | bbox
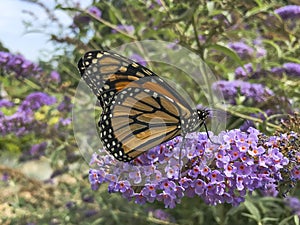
[261,217,279,222]
[244,200,261,221]
[207,44,243,67]
[245,3,274,18]
[281,56,300,64]
[278,215,298,225]
[263,40,282,58]
[230,105,263,114]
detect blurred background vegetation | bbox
[0,0,299,224]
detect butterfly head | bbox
[197,108,210,121]
[181,109,210,134]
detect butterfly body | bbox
[78,50,209,162]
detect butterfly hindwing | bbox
[99,87,183,161]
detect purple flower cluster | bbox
[228,40,267,60]
[0,110,34,136]
[212,80,273,104]
[57,96,72,112]
[73,6,101,27]
[1,172,9,182]
[271,63,300,77]
[282,63,300,76]
[89,128,299,208]
[149,209,175,222]
[30,142,47,156]
[0,99,14,108]
[49,71,61,83]
[0,51,41,78]
[285,197,300,216]
[228,42,254,59]
[19,92,56,113]
[275,5,300,20]
[0,92,56,136]
[19,142,48,161]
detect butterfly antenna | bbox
[203,122,220,145]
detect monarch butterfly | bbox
[78,50,209,162]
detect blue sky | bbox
[0,0,91,62]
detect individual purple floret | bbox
[88,6,102,18]
[275,5,300,20]
[212,80,273,104]
[235,63,253,79]
[89,128,299,208]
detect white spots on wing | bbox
[132,63,139,68]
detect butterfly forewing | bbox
[78,50,193,110]
[78,50,154,108]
